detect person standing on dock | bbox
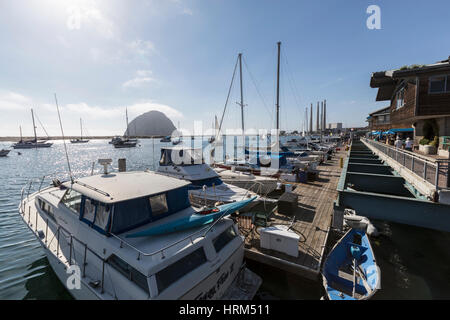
[405,137,413,151]
[394,136,403,149]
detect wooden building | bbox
[370,56,450,155]
[366,106,390,132]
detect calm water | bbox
[0,138,449,300]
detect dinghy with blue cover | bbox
[126,197,256,237]
[322,228,380,300]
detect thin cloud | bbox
[0,91,32,110]
[122,70,158,88]
[66,4,115,39]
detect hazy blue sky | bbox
[0,0,449,136]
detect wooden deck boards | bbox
[240,150,346,280]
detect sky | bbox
[0,0,449,137]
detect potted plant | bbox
[420,137,438,155]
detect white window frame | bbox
[395,88,405,109]
[428,75,450,94]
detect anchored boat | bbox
[112,108,138,148]
[157,146,270,208]
[0,149,10,157]
[214,167,279,196]
[322,228,381,300]
[70,118,89,143]
[18,162,261,300]
[12,109,53,149]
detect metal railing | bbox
[362,138,450,190]
[19,197,108,295]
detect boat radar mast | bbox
[98,159,112,175]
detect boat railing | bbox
[20,171,72,212]
[19,200,109,295]
[109,225,211,261]
[361,138,450,190]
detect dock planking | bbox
[240,150,346,280]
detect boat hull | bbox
[219,177,278,195]
[70,140,89,144]
[0,150,10,157]
[13,143,53,149]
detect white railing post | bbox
[435,162,440,190]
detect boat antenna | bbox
[54,93,73,183]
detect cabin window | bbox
[61,189,82,214]
[429,75,450,93]
[111,198,151,233]
[95,203,111,229]
[38,199,55,221]
[155,247,207,294]
[149,194,168,217]
[213,226,238,253]
[84,198,96,223]
[107,254,149,294]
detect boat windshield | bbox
[61,189,82,214]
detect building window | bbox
[429,75,450,94]
[395,88,405,109]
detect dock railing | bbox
[361,138,450,190]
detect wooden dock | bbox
[238,150,346,280]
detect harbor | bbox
[2,138,450,300]
[1,0,450,306]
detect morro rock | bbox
[124,110,176,137]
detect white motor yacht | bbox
[18,162,261,300]
[156,146,269,208]
[214,167,279,196]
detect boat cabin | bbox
[159,146,205,166]
[59,171,192,236]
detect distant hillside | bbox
[125,110,176,137]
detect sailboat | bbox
[112,108,137,148]
[12,109,53,149]
[208,116,222,145]
[70,118,89,143]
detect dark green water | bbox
[1,139,449,299]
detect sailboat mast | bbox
[276,42,281,132]
[238,53,244,134]
[80,118,83,139]
[125,108,129,138]
[31,108,37,143]
[19,125,22,142]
